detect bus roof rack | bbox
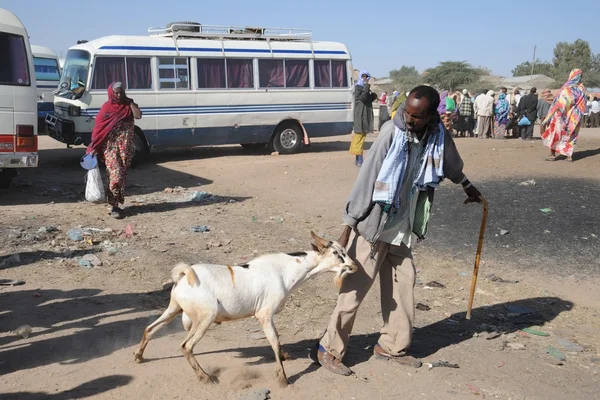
[148,23,313,42]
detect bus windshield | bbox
[34,57,60,82]
[0,32,30,86]
[57,49,90,96]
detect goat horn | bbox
[310,231,330,248]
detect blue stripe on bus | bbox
[37,85,59,89]
[56,103,351,117]
[98,45,347,55]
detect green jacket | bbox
[354,83,377,134]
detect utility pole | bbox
[530,45,537,82]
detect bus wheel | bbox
[241,143,267,151]
[0,170,16,189]
[270,123,303,154]
[131,129,149,168]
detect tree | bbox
[512,59,554,77]
[389,65,422,90]
[552,39,593,82]
[422,61,482,91]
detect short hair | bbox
[408,85,440,115]
[530,87,537,94]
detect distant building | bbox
[480,74,556,91]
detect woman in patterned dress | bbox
[541,69,587,162]
[493,93,510,139]
[86,82,142,218]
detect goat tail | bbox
[171,263,199,287]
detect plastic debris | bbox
[0,279,25,286]
[82,254,102,267]
[424,281,446,289]
[546,345,566,362]
[191,225,210,233]
[191,191,210,202]
[416,303,431,311]
[521,327,550,337]
[518,179,536,186]
[271,151,280,156]
[539,208,553,213]
[67,229,84,241]
[466,383,482,396]
[497,361,505,368]
[426,360,459,369]
[13,325,32,339]
[500,229,509,235]
[458,271,470,277]
[79,259,93,269]
[486,331,502,340]
[557,339,584,353]
[122,224,135,238]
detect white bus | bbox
[31,45,61,131]
[0,8,38,188]
[46,23,353,160]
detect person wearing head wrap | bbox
[541,69,587,162]
[537,89,555,133]
[493,93,510,139]
[350,70,377,166]
[87,82,142,218]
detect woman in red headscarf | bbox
[87,82,142,218]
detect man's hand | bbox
[463,184,482,204]
[337,225,352,248]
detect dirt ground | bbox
[1,128,600,400]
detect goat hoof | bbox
[134,354,144,364]
[277,377,290,388]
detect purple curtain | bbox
[197,59,226,88]
[92,57,126,90]
[285,60,308,88]
[314,60,331,88]
[259,60,284,88]
[227,59,253,88]
[332,61,347,88]
[127,58,152,89]
[0,34,29,85]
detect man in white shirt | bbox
[475,90,494,138]
[591,97,600,128]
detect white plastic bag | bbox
[85,165,105,203]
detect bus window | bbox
[227,59,253,89]
[0,32,30,86]
[58,49,90,94]
[285,60,309,88]
[259,59,284,88]
[126,58,152,89]
[159,57,190,90]
[34,57,60,82]
[92,57,125,90]
[314,60,348,88]
[197,59,226,89]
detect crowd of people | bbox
[350,68,592,164]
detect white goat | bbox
[134,231,356,386]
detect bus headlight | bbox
[68,106,81,116]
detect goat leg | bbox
[258,315,289,387]
[134,302,182,363]
[180,317,217,384]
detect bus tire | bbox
[241,143,267,151]
[0,170,16,189]
[131,128,149,168]
[270,123,303,154]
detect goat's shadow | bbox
[146,296,572,384]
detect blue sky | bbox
[2,0,599,78]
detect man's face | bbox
[501,88,507,94]
[361,74,369,82]
[404,94,431,133]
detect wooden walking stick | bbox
[466,196,489,320]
